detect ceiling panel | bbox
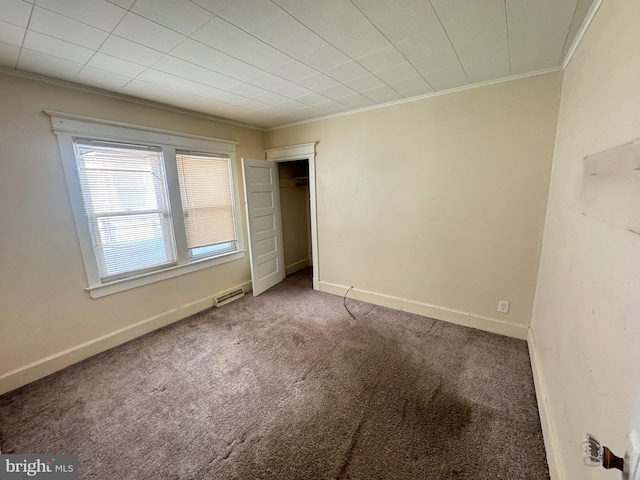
[0,0,32,27]
[35,0,127,31]
[507,0,578,73]
[130,0,213,36]
[98,35,164,67]
[22,30,94,64]
[87,53,146,78]
[75,65,131,90]
[0,0,596,128]
[30,6,108,51]
[113,12,186,53]
[17,49,83,80]
[0,20,25,47]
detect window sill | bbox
[86,250,246,298]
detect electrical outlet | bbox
[497,299,510,313]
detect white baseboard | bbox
[528,328,565,480]
[285,257,311,276]
[0,279,252,395]
[318,281,528,340]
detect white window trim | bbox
[47,110,246,298]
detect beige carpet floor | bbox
[0,268,549,479]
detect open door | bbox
[242,158,285,296]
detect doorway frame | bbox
[265,142,319,290]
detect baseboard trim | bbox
[0,279,252,395]
[318,281,528,340]
[285,257,311,276]
[528,328,565,480]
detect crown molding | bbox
[268,66,563,131]
[561,0,604,69]
[0,66,265,132]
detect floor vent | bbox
[214,287,245,307]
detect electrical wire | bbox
[344,286,356,320]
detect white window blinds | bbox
[74,139,176,281]
[176,152,237,258]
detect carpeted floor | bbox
[0,268,549,479]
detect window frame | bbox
[48,111,246,298]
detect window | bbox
[50,112,245,298]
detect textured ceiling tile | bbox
[30,6,108,51]
[343,74,386,92]
[324,61,369,83]
[353,0,441,44]
[106,0,135,9]
[87,52,146,77]
[374,62,421,84]
[99,35,164,66]
[273,0,371,43]
[430,0,503,21]
[210,57,264,81]
[361,84,402,102]
[385,74,430,93]
[131,0,213,36]
[394,28,452,61]
[296,73,339,91]
[331,24,390,59]
[298,44,351,71]
[113,13,185,53]
[153,55,238,90]
[0,0,596,127]
[17,48,83,80]
[193,17,290,71]
[189,0,235,16]
[335,92,375,108]
[224,82,268,99]
[463,53,511,83]
[411,49,462,76]
[423,63,469,91]
[36,0,126,31]
[442,8,507,46]
[272,82,313,99]
[269,61,318,82]
[75,65,131,90]
[456,33,509,63]
[23,30,94,63]
[507,0,577,71]
[0,20,24,46]
[246,71,289,91]
[356,46,406,73]
[169,39,229,69]
[0,0,31,27]
[317,83,355,100]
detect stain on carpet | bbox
[0,269,549,480]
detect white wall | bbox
[0,73,264,394]
[268,73,563,339]
[531,0,640,477]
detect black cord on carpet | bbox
[344,286,356,320]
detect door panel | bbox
[242,158,285,296]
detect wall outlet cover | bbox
[498,299,510,313]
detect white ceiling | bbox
[0,0,595,129]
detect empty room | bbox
[0,0,638,479]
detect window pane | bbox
[74,140,176,280]
[97,213,173,278]
[176,153,237,258]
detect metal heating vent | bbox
[214,287,245,307]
